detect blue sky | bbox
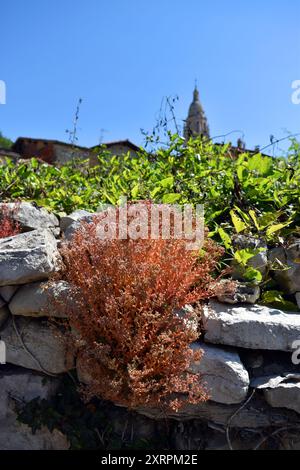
[1,0,300,153]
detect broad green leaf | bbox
[233,206,251,224]
[258,212,280,229]
[230,210,246,233]
[237,165,246,182]
[131,184,140,198]
[261,290,299,311]
[234,248,258,266]
[162,193,181,204]
[160,176,174,188]
[248,153,272,175]
[150,186,161,198]
[218,227,232,249]
[244,267,263,282]
[249,210,260,231]
[266,221,292,238]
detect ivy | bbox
[1,134,300,308]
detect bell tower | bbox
[184,85,210,140]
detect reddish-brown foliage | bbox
[59,202,226,411]
[0,204,20,238]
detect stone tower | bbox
[184,86,210,140]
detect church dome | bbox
[188,100,204,117]
[184,86,210,140]
[187,88,204,116]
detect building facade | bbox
[12,138,139,166]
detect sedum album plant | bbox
[59,202,227,411]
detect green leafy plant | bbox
[1,134,299,242]
[1,133,300,306]
[260,290,298,312]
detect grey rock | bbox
[251,373,300,389]
[240,350,264,370]
[251,373,300,415]
[9,281,73,318]
[106,405,158,444]
[0,229,61,286]
[203,300,300,351]
[60,209,92,232]
[174,305,199,334]
[0,296,5,308]
[296,292,300,309]
[280,432,300,450]
[0,317,74,374]
[232,235,268,281]
[76,352,93,385]
[0,369,60,420]
[0,305,9,329]
[247,349,300,378]
[266,382,300,415]
[190,342,249,404]
[0,286,19,302]
[0,419,69,450]
[171,422,258,450]
[269,241,300,294]
[136,395,300,428]
[64,213,97,241]
[0,369,68,449]
[0,340,5,364]
[0,202,59,236]
[217,281,260,304]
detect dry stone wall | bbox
[0,202,300,450]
